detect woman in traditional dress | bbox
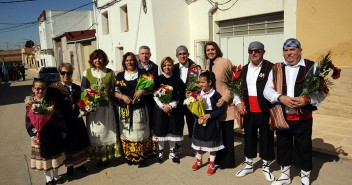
[25,78,67,185]
[152,57,185,164]
[81,49,122,167]
[49,63,90,176]
[204,41,236,169]
[114,52,156,167]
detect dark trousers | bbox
[243,112,274,160]
[183,108,195,138]
[276,118,313,171]
[215,120,235,168]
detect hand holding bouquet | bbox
[133,74,154,104]
[154,84,173,116]
[224,65,245,129]
[183,92,207,126]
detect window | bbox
[219,12,284,37]
[120,5,129,32]
[102,11,109,35]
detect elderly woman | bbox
[204,41,236,169]
[81,49,122,167]
[152,57,185,164]
[49,63,90,176]
[114,52,156,167]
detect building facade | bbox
[37,10,95,68]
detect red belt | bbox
[286,111,312,121]
[249,96,262,113]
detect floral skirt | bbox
[89,142,123,162]
[64,148,90,168]
[31,142,65,171]
[121,135,156,163]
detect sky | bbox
[0,0,92,50]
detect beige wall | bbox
[297,0,352,67]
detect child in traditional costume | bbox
[25,78,67,185]
[191,71,226,175]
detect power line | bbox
[0,2,93,32]
[208,0,232,6]
[218,0,239,11]
[0,0,36,3]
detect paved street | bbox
[0,69,351,185]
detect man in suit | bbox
[172,45,201,155]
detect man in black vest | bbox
[233,41,275,182]
[173,45,201,155]
[264,38,325,185]
[138,45,161,130]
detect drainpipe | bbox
[74,42,82,80]
[208,2,218,41]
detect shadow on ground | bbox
[0,82,32,106]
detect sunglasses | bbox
[248,49,262,54]
[60,71,73,76]
[34,87,47,91]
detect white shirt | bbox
[201,88,215,110]
[232,61,263,105]
[179,62,189,83]
[263,58,325,114]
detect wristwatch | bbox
[277,95,282,103]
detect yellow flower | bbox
[82,97,89,104]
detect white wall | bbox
[95,0,191,71]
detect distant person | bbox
[20,64,25,80]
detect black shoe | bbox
[77,165,89,173]
[127,161,133,166]
[67,166,74,176]
[46,180,54,185]
[157,156,163,163]
[172,157,180,164]
[53,176,65,184]
[138,160,147,168]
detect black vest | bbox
[282,59,317,112]
[241,60,273,112]
[173,59,200,86]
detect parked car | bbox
[39,67,60,84]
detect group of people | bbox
[0,63,25,83]
[25,38,321,185]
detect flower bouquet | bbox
[301,51,341,98]
[77,89,107,117]
[28,99,55,144]
[133,74,154,104]
[154,84,173,104]
[183,91,207,126]
[224,65,245,129]
[154,84,173,116]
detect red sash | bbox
[248,96,261,112]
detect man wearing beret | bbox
[264,38,325,185]
[233,41,275,182]
[173,45,201,155]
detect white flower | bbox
[85,105,92,112]
[47,105,54,112]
